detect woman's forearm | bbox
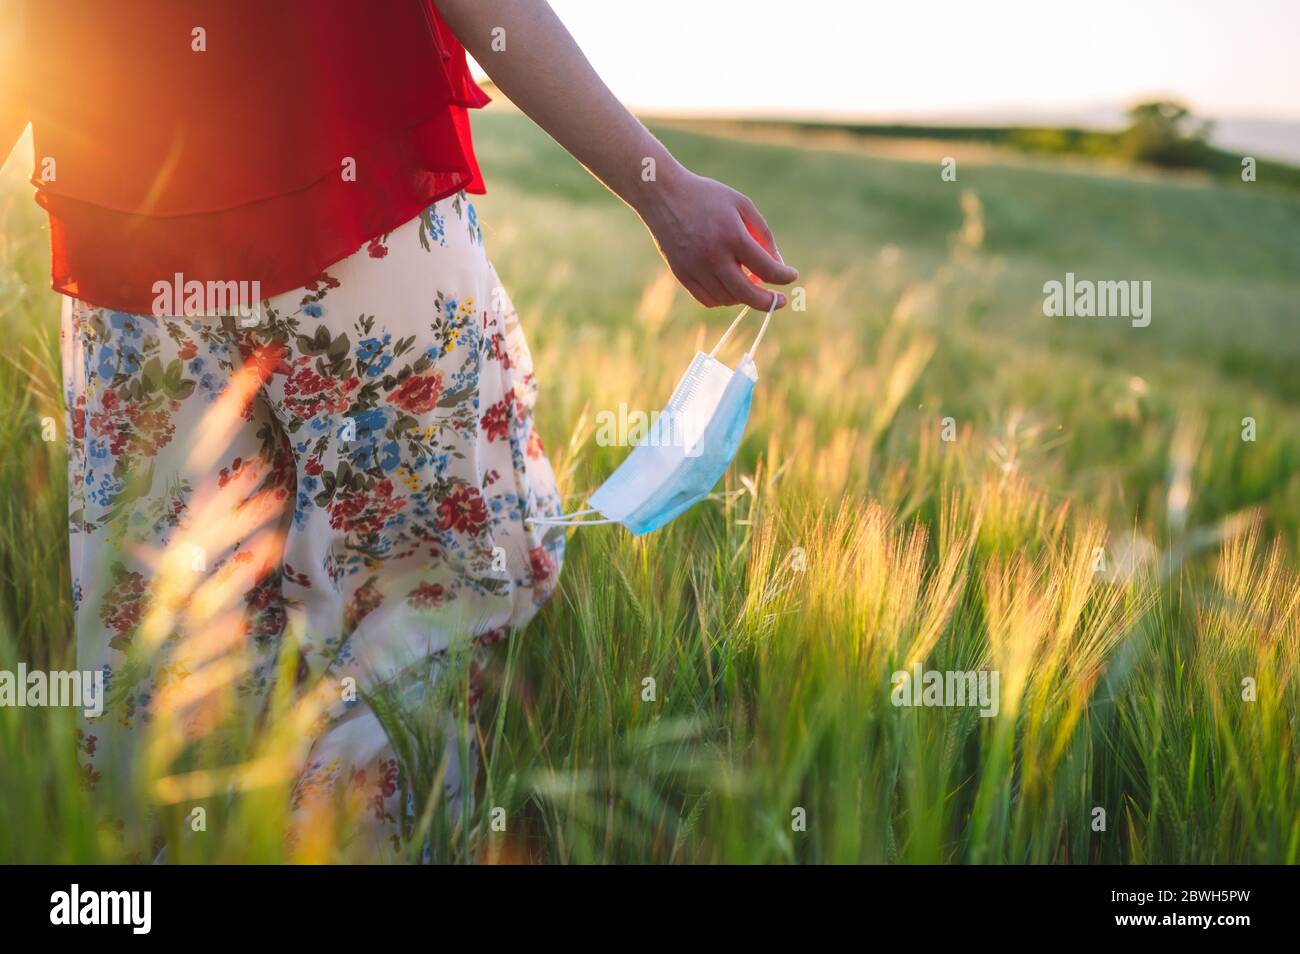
[434,0,681,216]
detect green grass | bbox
[1,113,1297,863]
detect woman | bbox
[1,0,795,848]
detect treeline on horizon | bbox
[773,101,1300,191]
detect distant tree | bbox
[1118,100,1214,168]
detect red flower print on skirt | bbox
[438,484,488,535]
[99,563,149,649]
[387,372,444,414]
[408,582,445,609]
[528,546,555,585]
[242,339,293,384]
[344,579,384,635]
[480,393,515,442]
[71,395,86,440]
[330,478,406,535]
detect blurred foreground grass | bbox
[1,114,1297,862]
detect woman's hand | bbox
[635,167,798,310]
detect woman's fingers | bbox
[681,275,718,308]
[678,259,727,307]
[736,196,796,276]
[734,226,798,286]
[697,270,734,309]
[718,259,785,310]
[699,202,795,309]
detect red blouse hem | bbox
[39,104,486,315]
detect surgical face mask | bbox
[532,298,776,536]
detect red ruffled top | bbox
[17,0,489,314]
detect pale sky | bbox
[479,0,1299,122]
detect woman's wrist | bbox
[623,152,691,223]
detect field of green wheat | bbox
[1,111,1298,863]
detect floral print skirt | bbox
[62,192,565,852]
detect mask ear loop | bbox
[707,292,778,361]
[708,306,750,358]
[529,508,617,527]
[748,292,778,360]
